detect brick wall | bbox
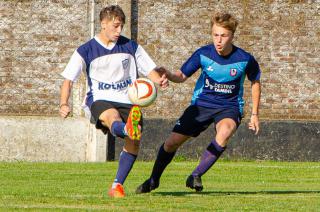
[0,0,319,121]
[0,0,90,115]
[137,0,320,120]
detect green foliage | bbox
[0,161,319,211]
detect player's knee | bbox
[164,140,180,152]
[217,127,234,141]
[164,143,176,152]
[164,133,188,152]
[99,115,111,127]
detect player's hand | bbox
[248,114,259,135]
[155,67,169,88]
[155,66,167,76]
[59,104,71,118]
[159,74,169,88]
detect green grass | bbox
[0,161,319,211]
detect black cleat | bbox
[186,175,203,192]
[135,178,159,194]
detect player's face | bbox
[212,24,234,56]
[101,17,124,42]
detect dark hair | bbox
[99,5,125,24]
[211,12,238,33]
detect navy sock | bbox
[150,144,176,182]
[114,151,137,185]
[192,139,226,177]
[111,121,126,138]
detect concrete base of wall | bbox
[0,116,107,162]
[1,117,319,162]
[137,119,320,161]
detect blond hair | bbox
[211,12,238,33]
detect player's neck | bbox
[97,33,115,47]
[219,45,233,56]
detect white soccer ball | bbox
[128,78,157,107]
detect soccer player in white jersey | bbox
[136,12,261,194]
[59,5,168,198]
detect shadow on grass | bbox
[154,190,320,196]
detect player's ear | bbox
[100,19,109,30]
[100,21,106,30]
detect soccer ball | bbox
[128,78,157,107]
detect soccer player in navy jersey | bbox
[59,5,168,198]
[136,12,261,193]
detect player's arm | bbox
[165,69,188,83]
[164,48,200,83]
[148,67,187,85]
[248,80,261,134]
[147,68,169,88]
[59,79,73,118]
[59,49,85,118]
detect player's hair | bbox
[100,5,126,24]
[211,12,238,34]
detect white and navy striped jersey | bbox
[61,35,157,108]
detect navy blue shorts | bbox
[172,105,242,137]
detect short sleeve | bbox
[180,49,201,77]
[60,50,86,82]
[246,55,261,81]
[135,45,157,76]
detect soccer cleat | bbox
[135,178,159,194]
[186,175,203,192]
[108,183,125,198]
[125,105,142,140]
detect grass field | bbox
[0,161,319,211]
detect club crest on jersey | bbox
[230,68,237,76]
[122,59,129,69]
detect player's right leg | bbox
[136,104,212,194]
[136,132,189,194]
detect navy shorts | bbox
[172,105,242,137]
[90,100,143,134]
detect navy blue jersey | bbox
[181,44,261,115]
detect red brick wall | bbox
[137,0,320,120]
[0,0,90,115]
[0,0,319,121]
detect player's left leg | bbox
[187,117,238,191]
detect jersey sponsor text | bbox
[205,79,235,94]
[98,78,132,90]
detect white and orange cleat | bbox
[125,105,142,141]
[108,183,125,198]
